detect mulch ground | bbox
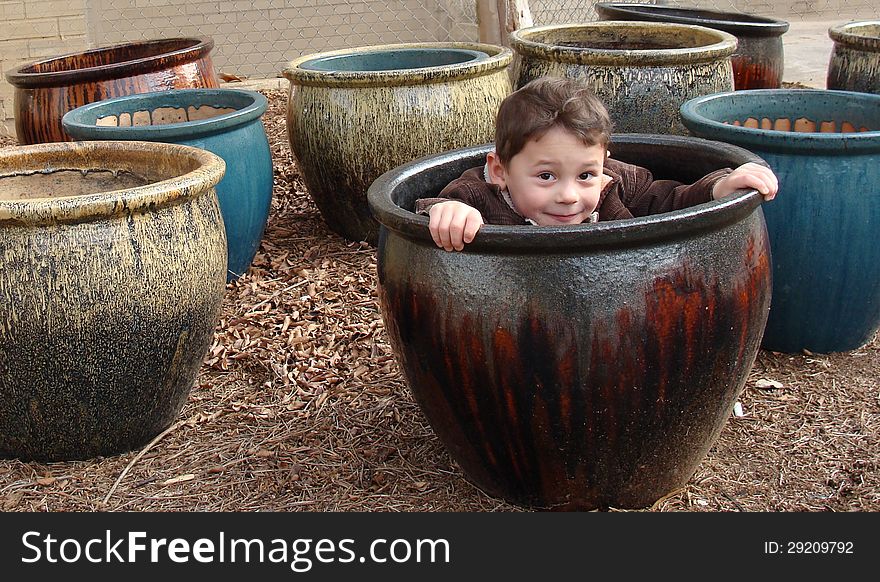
[1,89,877,512]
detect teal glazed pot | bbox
[509,22,736,134]
[0,141,227,461]
[368,136,771,510]
[681,89,880,353]
[61,89,272,281]
[283,43,513,244]
[595,2,788,90]
[5,37,219,145]
[827,21,880,94]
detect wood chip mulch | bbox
[0,90,877,512]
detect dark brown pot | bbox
[5,37,219,144]
[368,135,772,510]
[595,3,789,90]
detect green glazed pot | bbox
[283,43,513,244]
[827,21,880,94]
[0,141,227,461]
[510,21,736,134]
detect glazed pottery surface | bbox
[5,37,219,145]
[62,89,272,281]
[0,141,227,461]
[509,22,736,135]
[827,21,880,94]
[681,89,880,353]
[595,2,788,90]
[368,135,771,510]
[284,42,512,244]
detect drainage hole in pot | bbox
[96,105,237,127]
[724,117,872,133]
[0,169,154,200]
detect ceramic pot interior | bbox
[524,25,723,51]
[93,105,236,127]
[0,147,202,203]
[724,116,874,133]
[688,91,879,135]
[0,170,154,201]
[19,38,205,74]
[299,48,489,72]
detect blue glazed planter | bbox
[62,88,272,281]
[681,89,880,353]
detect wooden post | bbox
[477,0,533,46]
[476,0,503,45]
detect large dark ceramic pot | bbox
[509,22,736,134]
[681,89,880,353]
[368,135,772,510]
[0,141,227,461]
[595,2,789,90]
[62,89,272,281]
[827,21,880,94]
[5,37,219,145]
[283,43,512,244]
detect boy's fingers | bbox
[462,213,483,243]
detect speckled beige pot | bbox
[510,22,737,134]
[0,141,227,461]
[283,42,513,244]
[827,21,880,94]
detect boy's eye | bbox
[537,172,554,180]
[579,172,595,180]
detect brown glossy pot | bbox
[5,37,219,144]
[595,3,789,90]
[369,135,772,510]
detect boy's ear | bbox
[486,151,507,190]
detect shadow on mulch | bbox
[1,90,877,512]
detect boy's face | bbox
[488,126,607,226]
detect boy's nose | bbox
[557,183,579,204]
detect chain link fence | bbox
[84,1,879,81]
[528,1,880,24]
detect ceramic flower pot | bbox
[62,89,272,281]
[0,141,227,461]
[595,2,789,90]
[368,135,772,510]
[509,22,736,135]
[681,89,880,353]
[5,37,219,145]
[827,21,880,94]
[283,43,512,244]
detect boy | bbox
[416,77,778,251]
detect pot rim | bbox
[0,141,225,225]
[283,42,513,88]
[829,20,880,52]
[594,2,790,37]
[509,21,738,66]
[367,135,764,253]
[680,89,880,154]
[61,89,268,141]
[5,37,215,89]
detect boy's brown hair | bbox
[494,76,613,164]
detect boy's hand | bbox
[428,201,484,251]
[712,162,779,201]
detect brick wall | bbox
[1,0,89,137]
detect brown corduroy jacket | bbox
[415,158,731,224]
